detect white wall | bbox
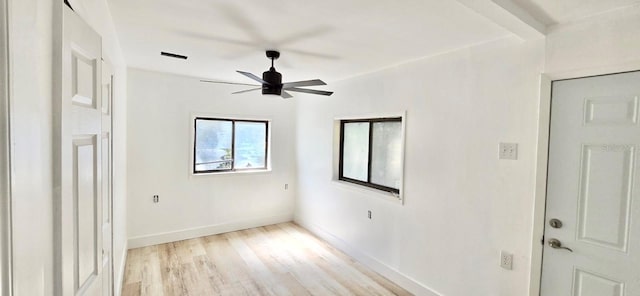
[67,0,129,292]
[295,37,545,296]
[126,68,296,247]
[546,4,640,75]
[8,0,55,294]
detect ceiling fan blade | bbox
[284,48,341,60]
[200,79,259,87]
[215,4,267,44]
[232,87,262,94]
[281,91,293,99]
[282,79,326,88]
[237,70,269,84]
[284,87,333,96]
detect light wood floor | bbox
[122,222,412,296]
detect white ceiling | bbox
[108,0,640,84]
[108,0,512,84]
[511,0,640,25]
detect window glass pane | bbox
[342,122,370,182]
[195,119,233,171]
[371,121,402,189]
[234,121,267,169]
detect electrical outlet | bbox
[367,210,372,219]
[499,143,518,160]
[500,251,513,270]
[284,184,288,190]
[153,195,159,203]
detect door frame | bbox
[0,0,13,294]
[529,61,640,296]
[102,55,115,296]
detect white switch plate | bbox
[499,143,518,160]
[500,250,513,270]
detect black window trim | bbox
[338,117,402,194]
[193,117,269,174]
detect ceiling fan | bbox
[201,50,333,99]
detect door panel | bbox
[71,52,97,107]
[541,71,640,295]
[577,144,633,251]
[100,133,112,296]
[74,136,98,289]
[101,135,110,226]
[584,96,638,126]
[573,269,623,296]
[101,73,111,115]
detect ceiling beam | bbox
[456,0,546,40]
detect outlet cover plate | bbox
[500,250,513,270]
[499,143,518,160]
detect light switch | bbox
[499,143,518,160]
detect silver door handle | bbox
[548,238,573,252]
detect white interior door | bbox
[56,5,103,295]
[541,71,640,295]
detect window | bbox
[193,117,268,173]
[339,117,403,193]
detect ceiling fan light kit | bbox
[202,50,333,99]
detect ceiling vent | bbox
[160,51,188,60]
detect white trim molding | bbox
[455,0,546,40]
[0,0,13,294]
[528,73,551,296]
[295,217,442,296]
[127,214,293,249]
[115,240,127,296]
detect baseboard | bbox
[295,217,442,296]
[127,214,293,249]
[115,240,127,296]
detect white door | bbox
[56,5,103,295]
[541,71,640,295]
[101,60,114,296]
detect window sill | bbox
[331,179,403,204]
[192,168,272,176]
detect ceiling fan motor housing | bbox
[262,67,282,95]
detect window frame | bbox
[192,117,269,174]
[338,117,402,194]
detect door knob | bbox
[549,218,563,229]
[548,238,573,252]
